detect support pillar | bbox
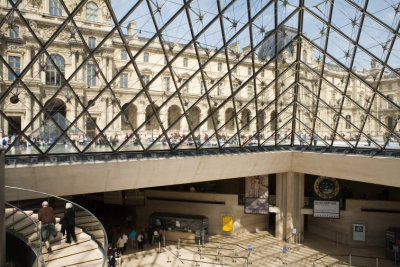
[0,153,5,267]
[275,172,304,241]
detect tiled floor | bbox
[118,231,397,267]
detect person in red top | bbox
[38,201,57,253]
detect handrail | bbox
[5,186,108,267]
[163,241,250,266]
[5,202,45,267]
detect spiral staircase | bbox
[4,186,108,267]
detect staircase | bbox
[5,207,105,267]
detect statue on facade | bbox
[29,0,42,9]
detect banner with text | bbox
[245,175,269,214]
[313,200,340,218]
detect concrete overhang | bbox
[4,151,400,200]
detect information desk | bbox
[164,230,196,242]
[149,212,209,243]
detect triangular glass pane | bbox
[366,1,399,32]
[188,0,219,36]
[330,0,361,42]
[278,0,298,25]
[305,0,332,21]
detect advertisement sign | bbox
[245,175,269,214]
[353,224,366,241]
[222,216,234,232]
[313,200,340,218]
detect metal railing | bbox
[158,238,252,267]
[5,202,45,267]
[5,186,108,267]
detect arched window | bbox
[121,103,137,130]
[207,108,219,130]
[270,111,277,131]
[49,0,62,16]
[387,116,394,129]
[345,115,351,129]
[145,105,159,131]
[302,50,308,63]
[86,2,98,23]
[225,108,235,130]
[168,105,181,130]
[46,54,65,85]
[257,110,265,131]
[241,109,251,131]
[188,107,200,130]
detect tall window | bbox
[9,26,19,38]
[143,52,149,63]
[87,63,97,86]
[120,73,128,88]
[218,63,222,71]
[261,70,264,78]
[247,67,251,75]
[49,0,62,16]
[163,77,170,91]
[217,83,223,96]
[46,54,65,85]
[8,56,20,81]
[88,37,96,49]
[86,2,98,23]
[200,81,205,94]
[182,79,189,93]
[345,115,351,129]
[183,57,188,67]
[142,75,150,85]
[247,85,253,98]
[121,50,128,60]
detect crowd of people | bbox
[106,224,165,267]
[2,130,400,154]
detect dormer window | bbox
[86,2,98,23]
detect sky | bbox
[107,0,400,70]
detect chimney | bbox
[127,20,137,37]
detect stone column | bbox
[32,48,39,80]
[275,172,304,241]
[77,53,83,81]
[70,51,76,81]
[25,94,32,132]
[0,153,5,267]
[107,57,113,82]
[24,48,31,78]
[32,94,41,130]
[0,103,4,136]
[102,56,108,83]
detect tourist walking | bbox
[61,202,77,243]
[38,201,57,253]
